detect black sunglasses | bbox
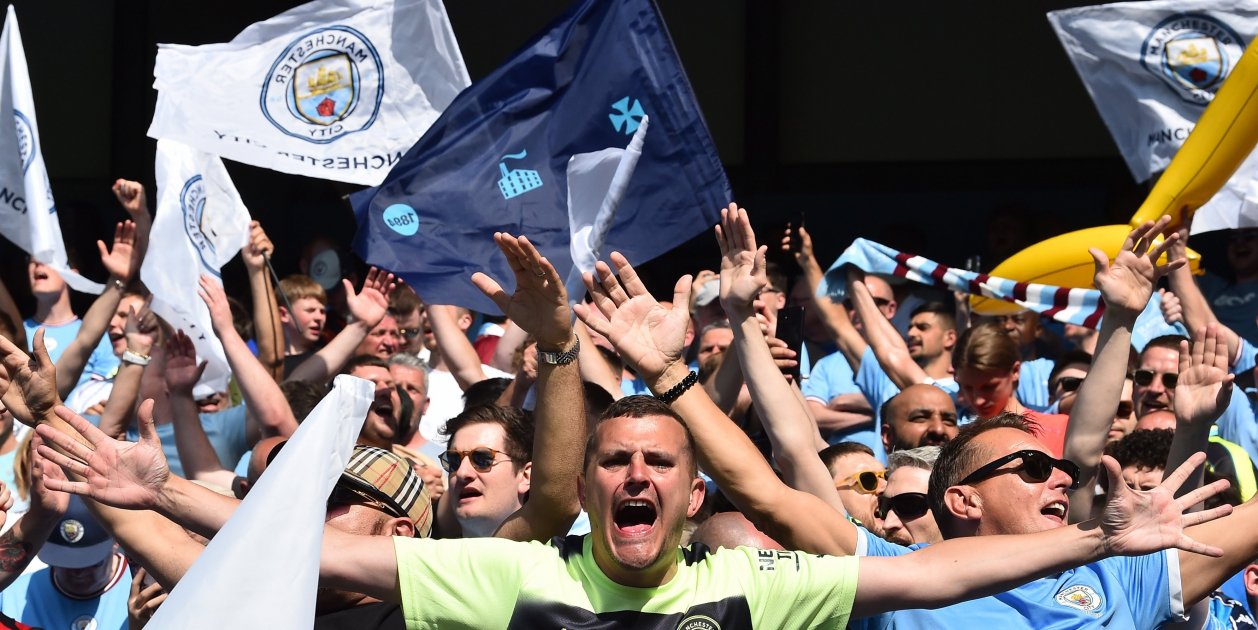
[397,327,422,340]
[876,492,930,521]
[959,450,1081,490]
[1133,369,1177,390]
[1053,376,1083,393]
[438,446,512,473]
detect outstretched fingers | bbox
[1179,500,1233,529]
[470,272,510,313]
[1159,451,1208,495]
[609,252,649,298]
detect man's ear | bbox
[943,486,982,526]
[881,423,894,455]
[278,305,292,324]
[944,328,957,351]
[687,477,706,518]
[391,517,417,538]
[517,461,532,495]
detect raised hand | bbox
[1098,451,1231,557]
[240,220,274,273]
[197,275,234,334]
[781,223,818,272]
[573,253,692,384]
[35,401,170,511]
[1159,288,1184,325]
[1174,324,1235,426]
[111,179,148,218]
[128,568,166,629]
[124,299,160,358]
[29,436,70,518]
[715,203,769,318]
[98,220,138,282]
[164,330,207,396]
[0,330,60,427]
[1089,216,1185,315]
[344,267,395,329]
[470,233,571,348]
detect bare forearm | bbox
[216,321,296,439]
[851,281,924,390]
[495,346,583,541]
[1179,499,1258,605]
[573,322,622,400]
[0,507,60,588]
[703,345,744,414]
[154,474,240,540]
[428,305,485,390]
[170,392,231,479]
[1170,268,1241,361]
[490,321,527,373]
[248,266,284,382]
[286,321,371,383]
[808,399,874,433]
[1064,311,1136,480]
[55,282,123,398]
[98,363,144,439]
[820,300,866,371]
[85,500,202,590]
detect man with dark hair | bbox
[879,384,958,454]
[819,442,885,530]
[437,404,535,538]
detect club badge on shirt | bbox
[1055,584,1104,615]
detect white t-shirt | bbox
[420,365,513,446]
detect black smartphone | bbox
[788,211,806,253]
[777,305,805,382]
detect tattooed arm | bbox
[0,444,69,589]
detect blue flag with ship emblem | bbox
[350,0,729,313]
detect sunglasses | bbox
[959,450,1081,490]
[1053,376,1083,393]
[438,446,513,473]
[837,469,885,495]
[327,483,407,520]
[1133,369,1177,390]
[876,492,930,521]
[397,328,422,340]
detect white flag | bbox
[0,7,101,294]
[148,0,470,186]
[147,375,371,630]
[563,116,649,305]
[1049,0,1258,234]
[141,140,251,398]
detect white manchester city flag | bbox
[1049,0,1258,234]
[148,0,470,186]
[141,140,251,398]
[0,7,102,294]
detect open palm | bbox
[716,203,768,317]
[36,403,169,511]
[1091,217,1183,314]
[1174,326,1234,426]
[1099,452,1230,557]
[471,233,571,348]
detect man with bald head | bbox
[880,384,958,454]
[689,512,783,551]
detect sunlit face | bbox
[388,364,428,439]
[108,294,150,357]
[1134,346,1179,417]
[350,365,399,448]
[581,415,704,587]
[320,486,410,613]
[987,311,1040,350]
[282,297,326,346]
[696,328,733,365]
[1121,465,1163,492]
[878,466,940,546]
[830,452,884,528]
[394,308,422,354]
[906,313,952,362]
[355,315,401,360]
[27,260,66,297]
[1048,364,1088,415]
[447,422,529,537]
[883,385,958,453]
[956,365,1019,419]
[955,428,1073,536]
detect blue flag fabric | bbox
[350,0,730,313]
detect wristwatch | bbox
[121,349,151,366]
[537,337,579,366]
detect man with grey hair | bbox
[387,352,429,450]
[876,446,942,546]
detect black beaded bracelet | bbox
[654,370,698,405]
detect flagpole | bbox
[263,253,294,315]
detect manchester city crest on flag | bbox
[1141,14,1244,105]
[179,174,247,275]
[13,109,34,172]
[261,26,384,144]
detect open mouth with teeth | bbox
[1040,501,1068,522]
[458,487,482,504]
[614,499,658,536]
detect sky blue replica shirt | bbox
[23,317,119,388]
[1017,357,1055,413]
[851,528,1183,630]
[851,347,959,462]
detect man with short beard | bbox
[879,384,958,454]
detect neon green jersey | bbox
[394,534,858,629]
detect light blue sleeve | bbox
[1100,551,1177,629]
[1234,338,1257,376]
[204,404,251,468]
[856,526,916,558]
[1017,358,1055,412]
[80,334,121,386]
[854,347,901,413]
[802,353,858,402]
[1215,387,1258,464]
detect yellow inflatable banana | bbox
[971,37,1258,315]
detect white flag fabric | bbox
[1049,0,1258,234]
[563,116,649,306]
[148,0,470,186]
[141,140,251,398]
[0,7,101,294]
[147,374,372,630]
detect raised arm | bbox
[1166,325,1235,496]
[0,444,68,590]
[715,205,846,514]
[164,328,237,488]
[241,221,284,383]
[848,272,925,390]
[472,232,584,541]
[1167,228,1243,362]
[855,453,1230,615]
[199,275,296,442]
[1064,218,1184,522]
[573,250,858,555]
[96,303,158,440]
[112,179,152,269]
[55,220,137,397]
[287,268,395,383]
[427,304,486,390]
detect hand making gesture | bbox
[1097,451,1230,557]
[471,233,572,348]
[1173,324,1235,427]
[1090,216,1184,316]
[716,203,769,320]
[98,220,139,282]
[345,267,396,329]
[0,330,60,427]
